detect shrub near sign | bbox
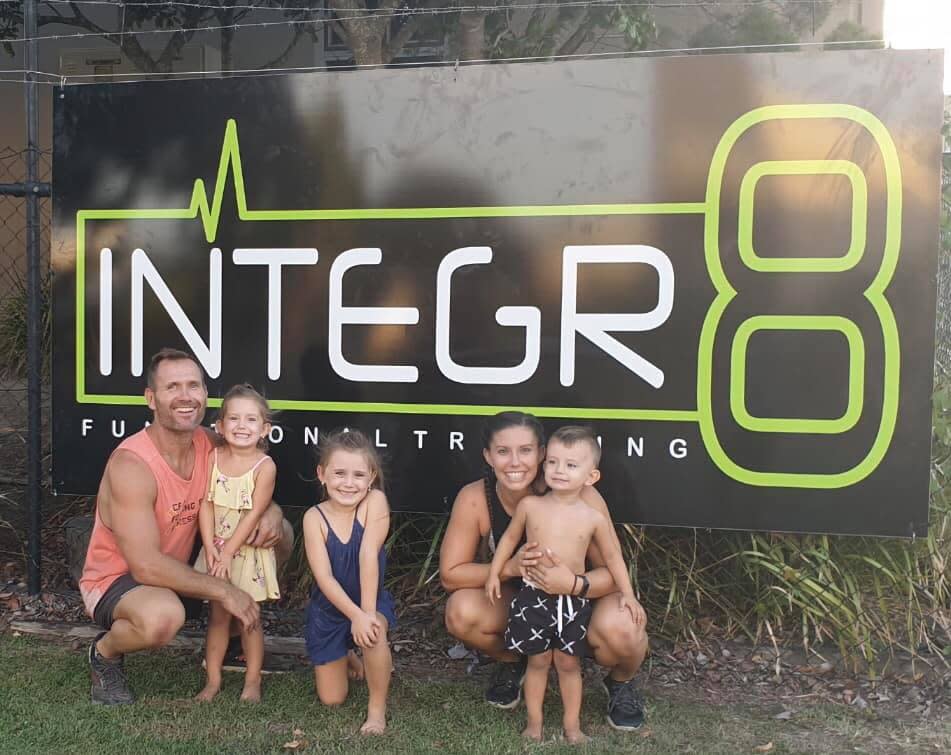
[52,50,945,536]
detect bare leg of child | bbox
[360,613,392,735]
[522,651,552,741]
[347,649,365,680]
[553,650,588,744]
[239,622,264,702]
[196,601,229,701]
[314,656,349,707]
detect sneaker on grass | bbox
[484,656,528,709]
[602,673,646,731]
[89,633,135,706]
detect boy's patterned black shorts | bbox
[504,583,592,656]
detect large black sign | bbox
[52,50,944,535]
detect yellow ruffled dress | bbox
[195,452,280,602]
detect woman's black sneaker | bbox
[602,674,645,731]
[484,657,527,709]
[89,634,135,706]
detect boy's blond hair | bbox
[548,425,601,465]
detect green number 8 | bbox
[697,105,902,489]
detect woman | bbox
[439,412,649,731]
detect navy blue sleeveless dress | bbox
[304,504,397,666]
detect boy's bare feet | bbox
[194,683,220,702]
[240,678,262,703]
[347,650,365,681]
[359,716,386,735]
[563,728,590,745]
[522,719,543,742]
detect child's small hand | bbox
[213,551,233,581]
[485,575,501,604]
[619,594,646,627]
[204,546,220,573]
[351,610,381,648]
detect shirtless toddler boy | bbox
[485,425,640,744]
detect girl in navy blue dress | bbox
[303,430,396,735]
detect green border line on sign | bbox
[72,106,902,489]
[74,118,705,420]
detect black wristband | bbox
[571,574,580,596]
[577,573,591,598]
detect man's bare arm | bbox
[104,450,258,627]
[199,428,285,550]
[246,498,287,549]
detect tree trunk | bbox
[218,2,236,72]
[342,17,386,66]
[329,0,389,67]
[119,38,160,73]
[457,11,487,60]
[221,24,235,72]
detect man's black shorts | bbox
[91,538,206,630]
[91,573,204,630]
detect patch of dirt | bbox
[648,638,950,723]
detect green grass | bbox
[1,636,950,754]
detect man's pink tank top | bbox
[79,428,212,616]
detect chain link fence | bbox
[0,146,51,563]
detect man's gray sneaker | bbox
[484,657,527,709]
[89,634,135,706]
[602,674,645,731]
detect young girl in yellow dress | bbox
[195,384,280,703]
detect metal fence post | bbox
[25,0,42,596]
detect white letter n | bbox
[130,247,222,378]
